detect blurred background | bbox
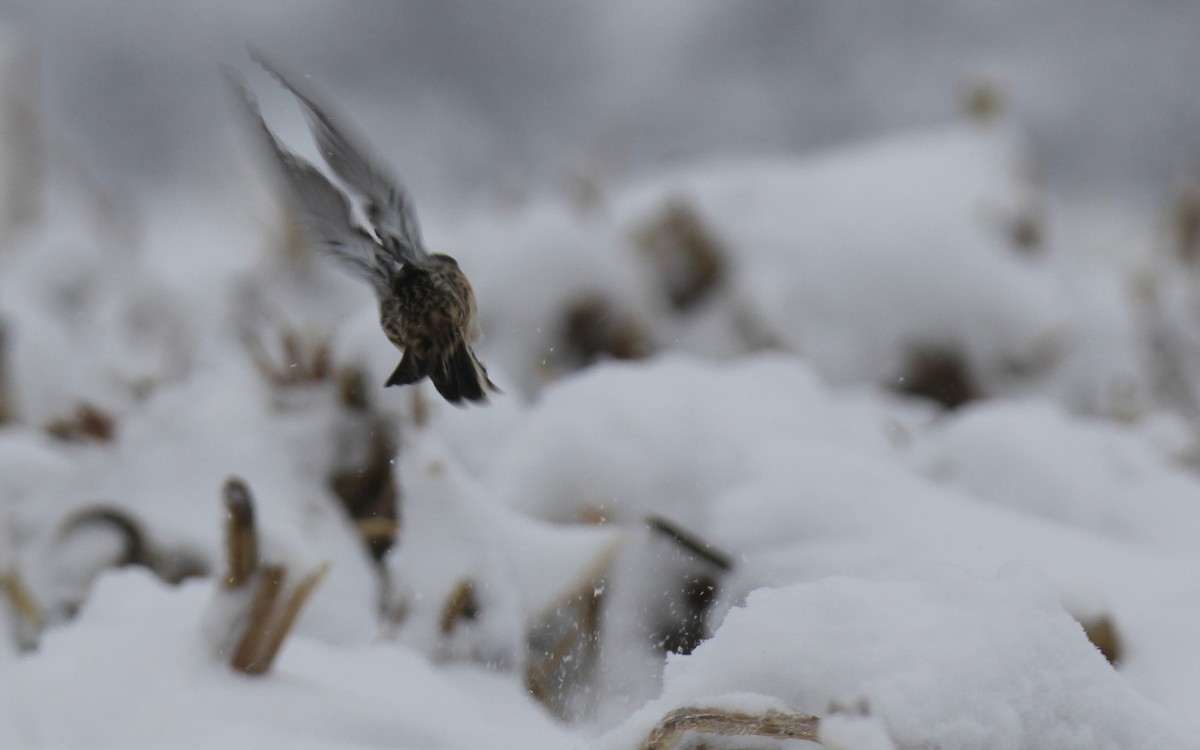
[0,0,1197,212]
[7,5,1200,743]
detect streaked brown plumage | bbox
[381,254,495,402]
[227,54,497,404]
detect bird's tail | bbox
[386,338,497,405]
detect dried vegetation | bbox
[632,199,726,313]
[641,706,822,750]
[220,477,329,675]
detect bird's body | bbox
[380,254,494,402]
[381,259,472,357]
[228,54,497,404]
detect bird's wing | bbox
[251,51,432,269]
[225,71,395,299]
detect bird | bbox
[226,54,497,405]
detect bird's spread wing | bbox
[225,71,395,299]
[251,51,432,269]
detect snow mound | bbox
[915,399,1200,552]
[607,571,1195,750]
[0,568,577,750]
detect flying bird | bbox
[227,55,497,405]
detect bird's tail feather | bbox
[387,338,497,405]
[385,350,425,388]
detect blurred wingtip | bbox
[247,45,311,101]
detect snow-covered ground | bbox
[3,43,1200,750]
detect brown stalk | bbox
[439,578,479,634]
[252,562,330,672]
[525,536,624,716]
[355,518,399,544]
[229,565,286,674]
[223,477,258,588]
[646,515,732,571]
[218,476,330,676]
[641,707,821,750]
[0,567,43,628]
[524,584,603,709]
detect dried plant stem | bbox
[220,475,328,676]
[355,517,399,542]
[223,478,258,587]
[525,537,624,716]
[0,567,43,628]
[253,562,330,672]
[230,565,286,674]
[641,707,821,750]
[439,578,478,634]
[60,506,148,567]
[1079,614,1122,664]
[646,514,732,571]
[525,586,602,706]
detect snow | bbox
[913,400,1200,551]
[2,33,1200,750]
[0,570,578,750]
[603,571,1192,750]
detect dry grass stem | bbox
[57,505,207,585]
[230,564,286,674]
[60,506,149,568]
[632,199,726,312]
[641,707,821,750]
[525,584,603,714]
[336,366,370,411]
[220,476,328,676]
[223,477,258,588]
[0,567,43,629]
[45,403,116,442]
[355,518,399,544]
[329,421,398,561]
[646,515,732,571]
[253,562,330,671]
[439,578,479,635]
[560,294,653,369]
[1079,614,1122,665]
[525,537,623,717]
[895,345,980,410]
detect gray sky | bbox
[0,1,1198,209]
